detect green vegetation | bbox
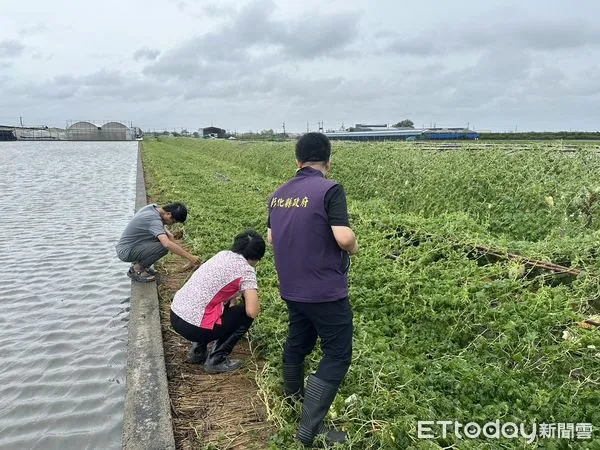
[479,132,600,140]
[143,138,600,449]
[393,119,415,128]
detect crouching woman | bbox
[170,230,265,374]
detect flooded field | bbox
[0,141,138,449]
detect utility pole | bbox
[19,116,23,127]
[282,122,286,136]
[307,121,309,133]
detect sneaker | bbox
[144,266,158,276]
[127,267,155,283]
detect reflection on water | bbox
[0,141,137,449]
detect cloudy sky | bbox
[1,0,599,132]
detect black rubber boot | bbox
[203,324,250,374]
[296,375,348,446]
[187,342,207,364]
[283,362,305,403]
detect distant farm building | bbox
[66,121,101,140]
[202,127,227,139]
[66,121,134,141]
[0,126,17,141]
[1,121,136,141]
[101,121,131,141]
[132,127,144,139]
[422,128,479,140]
[326,129,423,141]
[325,126,478,141]
[14,127,66,140]
[0,125,66,141]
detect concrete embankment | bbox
[122,143,175,449]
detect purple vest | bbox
[269,167,348,303]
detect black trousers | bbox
[170,304,253,344]
[283,297,353,386]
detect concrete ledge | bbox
[122,143,175,449]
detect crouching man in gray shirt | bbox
[116,202,201,282]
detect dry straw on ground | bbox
[156,250,273,449]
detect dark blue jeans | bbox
[283,297,353,386]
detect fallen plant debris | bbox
[143,138,600,449]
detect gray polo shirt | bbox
[116,204,166,259]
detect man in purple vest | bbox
[267,132,358,446]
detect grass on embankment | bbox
[143,137,600,449]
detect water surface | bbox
[0,141,138,449]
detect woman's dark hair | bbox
[232,229,266,261]
[163,202,188,223]
[295,132,331,164]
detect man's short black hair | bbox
[163,202,188,223]
[295,132,331,164]
[232,229,266,261]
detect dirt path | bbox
[142,161,273,449]
[156,259,273,449]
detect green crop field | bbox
[143,137,600,449]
